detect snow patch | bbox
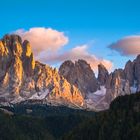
[130,86,137,93]
[130,80,137,93]
[29,89,49,100]
[11,96,25,104]
[85,86,107,110]
[86,86,106,104]
[93,86,106,95]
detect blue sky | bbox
[1,0,140,71]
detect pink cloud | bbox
[14,27,113,71]
[109,36,140,56]
[39,45,113,71]
[15,27,69,56]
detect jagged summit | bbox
[59,55,140,110]
[1,34,140,111]
[97,63,109,86]
[0,34,84,108]
[59,59,99,97]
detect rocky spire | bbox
[105,68,130,103]
[124,60,134,86]
[134,55,140,84]
[97,63,109,86]
[0,40,10,82]
[22,40,32,57]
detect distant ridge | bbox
[0,34,140,111]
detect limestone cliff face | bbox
[9,55,23,95]
[133,55,140,91]
[59,60,99,97]
[0,34,84,108]
[22,40,35,76]
[0,40,10,82]
[98,64,109,86]
[124,60,134,86]
[105,69,130,104]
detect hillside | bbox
[63,93,140,140]
[0,93,140,140]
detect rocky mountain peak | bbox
[59,60,75,77]
[0,34,85,108]
[124,60,134,86]
[98,63,109,85]
[136,54,140,60]
[59,59,99,97]
[2,35,22,52]
[75,59,91,69]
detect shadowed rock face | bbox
[122,55,140,92]
[134,55,140,84]
[98,64,109,86]
[59,60,99,97]
[22,40,35,76]
[105,69,130,103]
[0,34,85,108]
[124,60,134,86]
[104,56,140,105]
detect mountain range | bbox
[0,34,140,111]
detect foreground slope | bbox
[0,104,94,140]
[63,92,140,140]
[0,92,140,140]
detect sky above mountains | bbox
[1,0,140,72]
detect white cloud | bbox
[39,45,113,71]
[14,27,113,71]
[15,27,69,56]
[109,35,140,56]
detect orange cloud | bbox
[15,27,69,56]
[109,36,140,56]
[39,45,113,71]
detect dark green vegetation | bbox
[0,104,94,140]
[63,93,140,140]
[0,93,140,140]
